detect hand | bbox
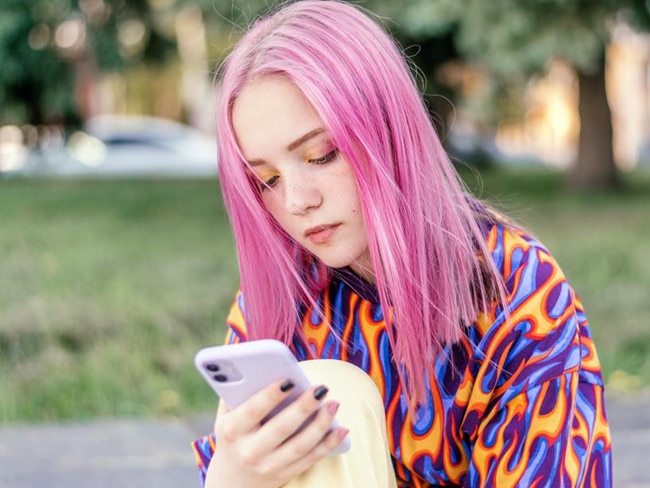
[204,378,349,488]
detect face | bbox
[231,77,374,282]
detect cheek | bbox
[333,166,362,210]
[257,193,280,221]
[261,194,296,233]
[345,184,364,217]
[260,191,282,216]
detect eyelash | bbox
[260,175,279,191]
[308,149,339,165]
[258,149,339,192]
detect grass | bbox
[1,167,649,423]
[0,178,237,422]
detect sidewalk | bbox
[607,390,650,488]
[0,391,648,487]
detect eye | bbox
[260,174,279,192]
[308,149,338,165]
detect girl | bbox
[192,1,612,486]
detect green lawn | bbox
[0,178,237,422]
[1,168,649,423]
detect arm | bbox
[191,294,348,488]
[464,372,610,487]
[462,228,612,486]
[192,380,347,488]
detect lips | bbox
[304,224,340,245]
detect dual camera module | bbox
[206,363,228,382]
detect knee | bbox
[299,360,384,418]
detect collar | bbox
[331,266,381,303]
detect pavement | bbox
[0,390,649,488]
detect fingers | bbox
[251,384,334,453]
[213,398,231,431]
[216,378,298,440]
[265,403,350,481]
[210,380,349,487]
[258,390,349,471]
[291,427,350,470]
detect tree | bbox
[0,0,176,128]
[378,0,650,190]
[0,0,77,126]
[198,0,650,189]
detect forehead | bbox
[231,77,324,159]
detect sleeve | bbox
[463,372,611,486]
[461,228,612,486]
[190,290,249,487]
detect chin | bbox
[318,251,370,272]
[318,256,355,269]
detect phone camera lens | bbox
[213,374,228,382]
[206,363,220,372]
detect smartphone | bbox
[194,339,351,455]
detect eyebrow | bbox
[248,128,325,167]
[287,128,325,151]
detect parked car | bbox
[4,115,218,178]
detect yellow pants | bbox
[284,360,398,488]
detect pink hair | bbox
[216,0,502,403]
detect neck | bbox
[348,262,376,284]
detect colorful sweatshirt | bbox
[192,223,612,487]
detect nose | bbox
[283,172,322,215]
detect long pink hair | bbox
[216,0,502,403]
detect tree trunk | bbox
[568,55,619,190]
[74,55,99,122]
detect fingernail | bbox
[338,428,349,441]
[313,385,329,400]
[280,380,295,392]
[327,401,339,416]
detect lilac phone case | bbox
[194,339,351,455]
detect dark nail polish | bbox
[280,380,295,392]
[313,385,329,400]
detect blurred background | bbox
[1,0,650,424]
